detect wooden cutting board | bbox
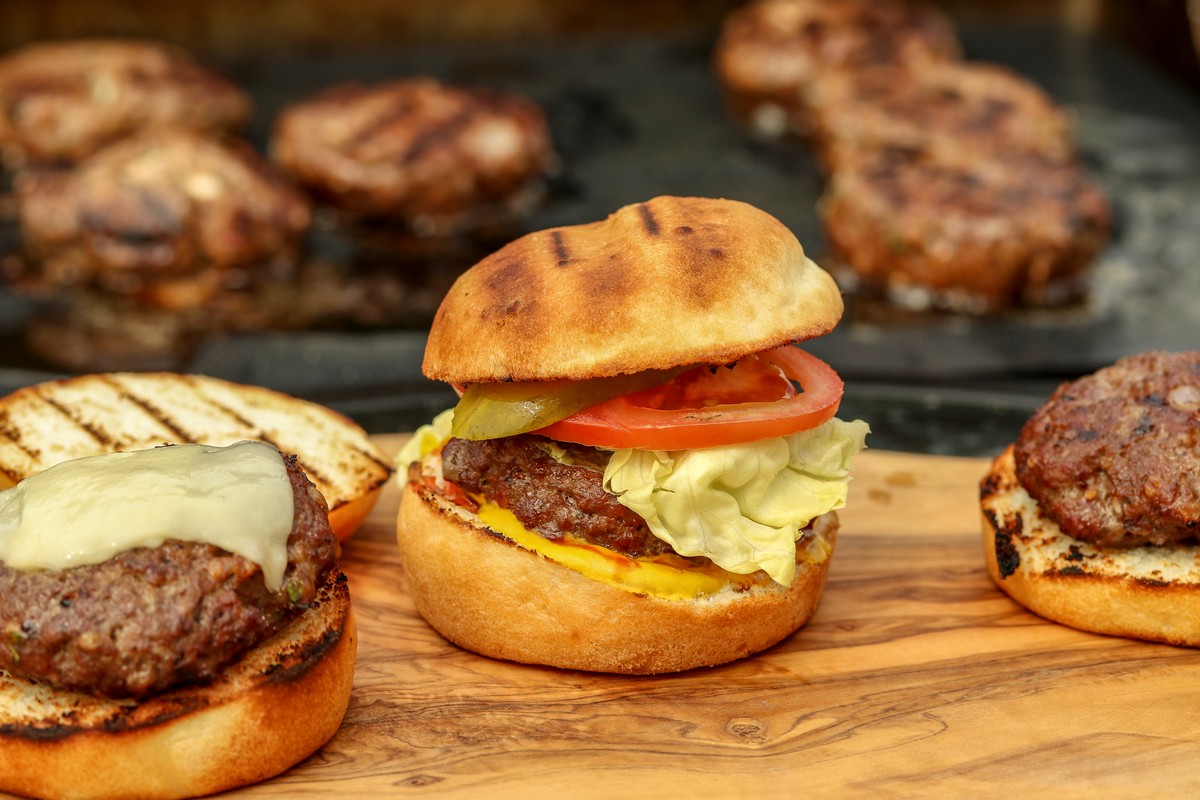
[236,440,1200,796]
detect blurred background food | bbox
[0,0,1198,455]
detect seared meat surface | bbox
[0,453,340,699]
[808,60,1075,173]
[440,435,675,558]
[713,0,959,137]
[271,78,552,226]
[0,38,250,168]
[1015,351,1200,547]
[16,128,311,310]
[820,143,1111,312]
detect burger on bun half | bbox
[0,440,356,800]
[397,195,869,674]
[981,350,1200,645]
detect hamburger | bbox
[0,440,356,800]
[980,351,1200,645]
[396,195,869,673]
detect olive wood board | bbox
[241,438,1200,797]
[12,438,1200,799]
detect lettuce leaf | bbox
[603,418,870,586]
[395,408,454,471]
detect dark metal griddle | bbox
[0,20,1197,451]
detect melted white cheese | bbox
[0,441,294,590]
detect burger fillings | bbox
[397,195,869,672]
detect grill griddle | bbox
[1,21,1197,427]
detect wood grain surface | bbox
[14,439,1200,798]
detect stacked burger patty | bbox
[715,0,1112,313]
[0,39,554,372]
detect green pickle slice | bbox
[451,368,685,441]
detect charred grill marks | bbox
[551,229,571,267]
[38,393,112,447]
[638,202,661,236]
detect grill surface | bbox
[0,21,1197,446]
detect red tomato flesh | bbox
[534,346,843,450]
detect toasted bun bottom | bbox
[0,569,357,800]
[397,479,835,673]
[981,446,1200,646]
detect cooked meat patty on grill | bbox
[0,452,340,699]
[1014,351,1200,548]
[440,434,678,558]
[271,78,552,228]
[808,60,1076,173]
[819,143,1111,312]
[713,0,960,137]
[0,38,250,169]
[16,128,311,311]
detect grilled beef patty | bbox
[1014,351,1200,547]
[0,452,339,699]
[820,143,1111,312]
[713,0,960,137]
[440,435,675,558]
[0,38,250,168]
[15,128,312,308]
[808,60,1075,174]
[271,77,551,225]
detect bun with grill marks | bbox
[0,372,393,540]
[422,195,844,384]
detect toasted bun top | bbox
[0,372,393,540]
[423,196,844,383]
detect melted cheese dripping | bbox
[0,441,294,589]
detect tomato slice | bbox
[534,346,843,450]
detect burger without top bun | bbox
[981,350,1200,645]
[0,441,356,800]
[397,195,869,674]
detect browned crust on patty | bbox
[0,38,250,168]
[271,77,551,224]
[819,144,1111,312]
[713,0,960,137]
[1014,351,1200,547]
[16,129,311,307]
[808,59,1076,173]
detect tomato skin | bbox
[534,346,843,450]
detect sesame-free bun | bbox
[422,196,844,384]
[981,445,1200,646]
[0,570,356,800]
[0,372,394,540]
[397,475,836,674]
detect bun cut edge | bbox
[980,445,1200,646]
[0,570,357,800]
[397,476,837,674]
